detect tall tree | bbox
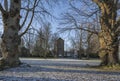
[92,0,120,65]
[86,34,99,59]
[32,22,52,58]
[0,0,22,68]
[42,22,52,58]
[60,0,120,66]
[32,27,45,57]
[0,0,38,68]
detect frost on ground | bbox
[0,58,120,81]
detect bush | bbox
[20,47,31,57]
[89,53,99,58]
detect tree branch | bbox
[20,0,30,28]
[20,10,29,29]
[115,27,120,37]
[70,2,99,18]
[58,26,98,35]
[115,17,120,32]
[77,26,98,35]
[0,3,5,13]
[4,0,8,11]
[92,0,102,8]
[117,2,120,9]
[117,17,120,25]
[19,0,38,37]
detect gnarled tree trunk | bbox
[0,0,21,68]
[99,31,119,65]
[93,0,120,66]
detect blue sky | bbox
[0,0,100,50]
[46,1,72,50]
[0,0,89,50]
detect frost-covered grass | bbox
[0,58,120,81]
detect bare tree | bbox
[42,22,52,58]
[92,0,120,65]
[59,0,120,66]
[32,28,45,57]
[23,28,36,54]
[86,33,99,59]
[70,36,76,56]
[0,0,28,68]
[32,22,52,58]
[0,0,53,69]
[50,33,59,57]
[77,30,84,59]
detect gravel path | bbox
[0,58,120,81]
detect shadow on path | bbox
[4,63,120,76]
[0,76,71,81]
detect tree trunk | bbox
[0,28,21,67]
[92,0,120,66]
[78,51,82,59]
[79,30,83,59]
[99,32,119,65]
[0,0,21,68]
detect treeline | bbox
[19,22,59,58]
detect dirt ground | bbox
[0,58,120,81]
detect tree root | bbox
[0,58,21,71]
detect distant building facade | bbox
[54,38,64,57]
[118,37,120,62]
[0,38,2,57]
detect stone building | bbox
[0,38,2,57]
[54,38,64,57]
[118,38,120,62]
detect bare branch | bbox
[60,10,99,35]
[20,10,29,29]
[115,17,120,33]
[92,0,100,4]
[4,0,8,11]
[0,3,5,13]
[77,26,98,35]
[117,17,120,25]
[92,0,102,8]
[58,26,98,35]
[117,2,120,9]
[20,0,30,28]
[19,0,38,37]
[70,2,99,18]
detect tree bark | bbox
[99,32,119,65]
[0,0,21,68]
[96,0,119,66]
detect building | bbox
[118,41,120,62]
[0,38,2,57]
[54,38,64,57]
